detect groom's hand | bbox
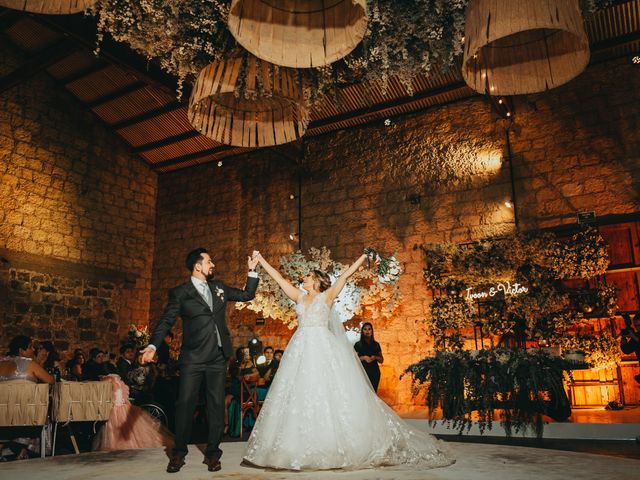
[248,254,259,270]
[140,346,156,364]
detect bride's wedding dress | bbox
[243,292,454,471]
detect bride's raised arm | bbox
[326,253,368,304]
[254,252,302,302]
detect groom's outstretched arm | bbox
[148,287,181,347]
[224,275,259,302]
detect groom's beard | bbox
[206,271,215,281]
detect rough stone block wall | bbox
[0,44,157,358]
[153,58,639,412]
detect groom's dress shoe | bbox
[167,455,185,473]
[203,456,222,472]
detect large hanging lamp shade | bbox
[462,0,590,95]
[0,0,94,14]
[188,54,308,148]
[227,0,368,68]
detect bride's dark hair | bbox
[312,270,332,292]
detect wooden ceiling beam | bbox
[32,13,185,98]
[58,61,110,85]
[152,145,235,170]
[0,37,80,94]
[308,81,471,131]
[132,130,201,153]
[110,101,184,130]
[85,80,146,109]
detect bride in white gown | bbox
[243,252,454,471]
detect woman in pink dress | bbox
[92,374,174,451]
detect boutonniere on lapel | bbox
[214,286,225,301]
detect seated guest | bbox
[273,349,283,363]
[116,344,136,382]
[0,336,54,460]
[620,314,640,384]
[257,346,274,378]
[37,341,62,381]
[33,341,52,367]
[225,347,259,435]
[156,331,173,366]
[262,357,280,388]
[66,351,85,380]
[83,347,108,380]
[92,374,173,452]
[126,350,158,402]
[105,353,118,374]
[0,336,53,384]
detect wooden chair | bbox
[239,378,261,439]
[52,381,112,455]
[0,380,50,458]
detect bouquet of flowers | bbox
[127,324,149,350]
[364,248,402,285]
[345,325,362,346]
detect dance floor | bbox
[3,441,639,480]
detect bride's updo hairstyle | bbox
[312,270,332,292]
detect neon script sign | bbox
[466,281,528,300]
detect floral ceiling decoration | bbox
[235,247,402,328]
[91,1,612,104]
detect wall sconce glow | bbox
[289,233,297,241]
[505,200,513,209]
[476,150,503,173]
[217,161,223,167]
[289,194,295,200]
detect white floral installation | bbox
[236,247,402,329]
[90,1,612,103]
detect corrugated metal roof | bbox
[1,1,638,172]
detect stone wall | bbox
[153,57,639,412]
[0,43,157,357]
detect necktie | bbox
[201,282,221,347]
[202,282,213,310]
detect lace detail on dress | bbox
[296,292,329,328]
[243,292,454,471]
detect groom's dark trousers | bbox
[149,275,258,459]
[174,348,226,459]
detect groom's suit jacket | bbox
[150,276,259,364]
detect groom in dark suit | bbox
[141,247,259,473]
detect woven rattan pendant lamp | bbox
[227,0,368,68]
[462,0,590,95]
[188,53,308,148]
[0,0,94,14]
